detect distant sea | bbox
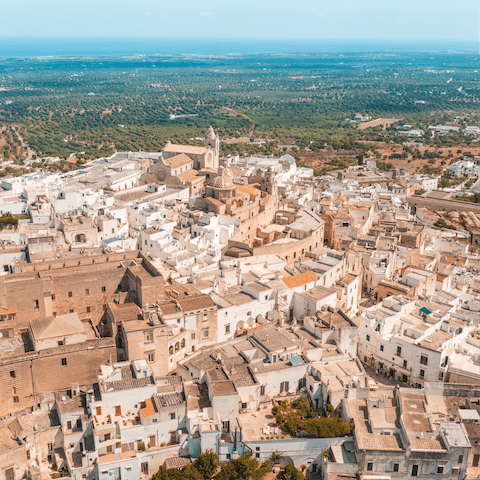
[0,37,478,58]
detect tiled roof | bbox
[164,457,192,469]
[164,154,193,168]
[103,367,154,393]
[281,271,318,289]
[177,295,215,312]
[408,435,446,451]
[178,169,204,183]
[29,313,84,341]
[140,397,156,418]
[153,392,184,409]
[164,144,207,155]
[237,184,261,198]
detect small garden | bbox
[153,451,304,480]
[0,212,29,230]
[272,398,355,438]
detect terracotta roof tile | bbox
[164,144,207,155]
[281,271,318,289]
[164,153,193,168]
[140,397,156,418]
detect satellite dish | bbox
[62,396,67,402]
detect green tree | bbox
[216,453,259,480]
[279,464,304,480]
[302,417,355,438]
[195,450,219,479]
[438,176,450,189]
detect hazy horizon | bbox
[0,37,478,59]
[2,0,478,42]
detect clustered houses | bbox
[359,295,476,386]
[0,130,479,480]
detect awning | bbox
[420,307,432,315]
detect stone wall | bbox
[0,338,116,418]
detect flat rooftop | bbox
[238,407,296,442]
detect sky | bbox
[1,0,478,42]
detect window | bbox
[13,396,19,403]
[366,335,370,342]
[26,450,30,460]
[396,346,402,357]
[58,340,64,346]
[403,360,408,368]
[191,332,196,340]
[169,412,176,420]
[280,381,289,393]
[420,355,428,365]
[264,295,268,301]
[452,468,460,476]
[438,372,444,380]
[260,385,266,396]
[4,468,14,480]
[225,324,230,334]
[101,286,106,292]
[86,307,91,313]
[226,454,231,460]
[380,345,384,352]
[85,289,89,295]
[145,240,147,245]
[458,455,463,464]
[3,265,8,273]
[51,294,55,300]
[33,300,39,309]
[367,463,373,471]
[241,403,247,409]
[10,371,15,379]
[203,329,209,339]
[146,333,153,342]
[61,358,67,366]
[412,465,418,477]
[437,466,444,474]
[309,385,313,392]
[147,352,155,363]
[419,369,425,378]
[393,463,399,473]
[70,309,74,313]
[68,291,73,297]
[48,443,53,452]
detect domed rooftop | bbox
[210,174,234,189]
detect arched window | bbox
[169,345,173,356]
[175,342,179,353]
[181,339,185,349]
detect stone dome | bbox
[210,174,234,189]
